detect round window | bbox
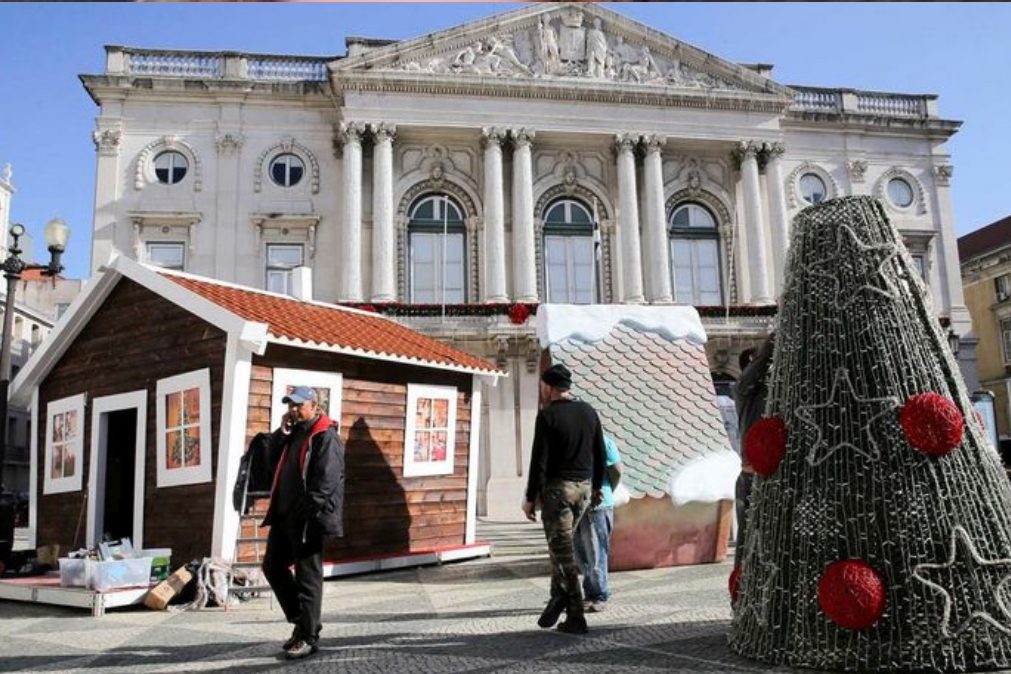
[153,151,188,185]
[270,153,305,187]
[799,173,827,205]
[887,177,914,208]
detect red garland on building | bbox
[507,303,531,325]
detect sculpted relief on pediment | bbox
[381,7,743,91]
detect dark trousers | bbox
[262,518,324,643]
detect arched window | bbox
[542,198,597,304]
[669,203,723,305]
[408,194,466,303]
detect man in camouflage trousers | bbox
[523,363,606,635]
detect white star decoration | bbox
[740,529,779,628]
[793,368,899,466]
[912,526,1011,638]
[805,224,901,310]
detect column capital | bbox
[734,140,761,162]
[614,133,640,154]
[481,126,507,148]
[214,132,245,157]
[510,127,536,147]
[643,134,667,154]
[848,159,868,183]
[92,129,122,157]
[933,164,953,186]
[336,121,366,145]
[369,122,397,143]
[762,141,785,159]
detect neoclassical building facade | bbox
[81,3,969,518]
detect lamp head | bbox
[8,223,25,239]
[44,217,69,252]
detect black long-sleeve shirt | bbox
[525,398,606,502]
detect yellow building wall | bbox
[963,265,1011,439]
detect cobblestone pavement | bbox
[0,554,804,673]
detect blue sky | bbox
[1,2,1009,280]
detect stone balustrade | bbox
[790,86,936,118]
[107,46,330,82]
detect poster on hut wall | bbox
[403,384,457,477]
[155,369,213,488]
[270,368,343,432]
[43,393,86,495]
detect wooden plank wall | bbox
[37,279,226,563]
[245,344,473,562]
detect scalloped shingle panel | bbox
[551,323,731,499]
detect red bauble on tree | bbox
[900,392,964,457]
[818,559,886,630]
[743,416,788,477]
[508,303,531,325]
[729,564,742,604]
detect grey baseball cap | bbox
[282,386,317,405]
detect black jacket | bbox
[262,413,345,538]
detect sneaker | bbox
[556,616,588,635]
[587,601,606,613]
[285,640,319,660]
[537,596,565,629]
[282,626,302,651]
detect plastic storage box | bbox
[89,557,154,592]
[58,558,89,587]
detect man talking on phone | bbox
[261,386,345,660]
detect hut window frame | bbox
[155,368,212,488]
[43,393,86,495]
[403,384,457,478]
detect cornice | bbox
[332,71,792,115]
[785,110,961,138]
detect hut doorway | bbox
[87,391,147,548]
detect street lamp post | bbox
[0,219,68,492]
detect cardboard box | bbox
[37,544,63,567]
[144,566,193,610]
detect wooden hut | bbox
[11,255,502,575]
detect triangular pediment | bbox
[332,3,792,100]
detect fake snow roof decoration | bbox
[729,196,1011,672]
[538,304,737,505]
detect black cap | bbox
[541,363,572,390]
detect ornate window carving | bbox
[254,138,320,194]
[540,197,598,304]
[667,201,723,306]
[397,179,478,302]
[875,167,927,215]
[785,162,840,208]
[136,136,202,192]
[405,194,468,304]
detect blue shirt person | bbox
[573,435,622,610]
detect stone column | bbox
[482,127,508,303]
[213,131,244,282]
[763,142,789,294]
[738,140,772,304]
[615,133,645,304]
[642,134,672,303]
[511,128,537,303]
[338,121,365,302]
[90,124,123,272]
[370,123,397,302]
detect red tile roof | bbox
[958,214,1011,263]
[162,273,501,375]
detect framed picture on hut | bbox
[43,393,86,495]
[270,368,343,431]
[403,384,457,477]
[155,368,212,488]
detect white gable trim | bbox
[10,252,268,408]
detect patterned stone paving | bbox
[0,554,809,673]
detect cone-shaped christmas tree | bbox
[729,196,1011,672]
